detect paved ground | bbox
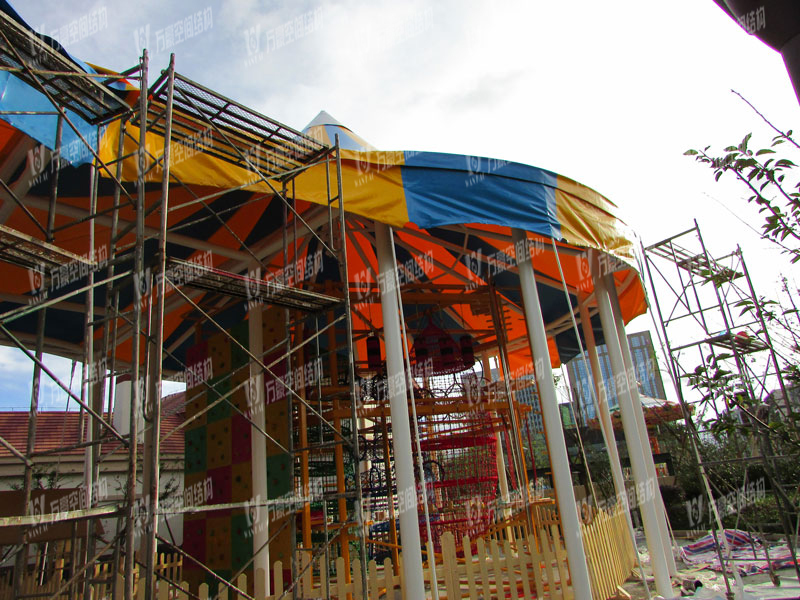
[617,538,798,599]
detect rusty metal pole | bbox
[124,49,148,600]
[143,53,175,600]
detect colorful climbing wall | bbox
[182,307,293,594]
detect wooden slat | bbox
[274,560,283,597]
[254,568,266,600]
[476,538,492,600]
[490,538,504,600]
[177,581,189,600]
[383,557,394,597]
[503,539,520,599]
[369,560,380,600]
[538,527,558,599]
[353,558,364,600]
[462,535,479,600]
[336,557,347,599]
[515,536,532,600]
[550,524,571,600]
[526,534,544,599]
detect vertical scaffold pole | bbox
[511,228,592,599]
[374,222,425,598]
[144,53,175,599]
[334,137,369,592]
[125,48,148,600]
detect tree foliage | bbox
[686,129,800,263]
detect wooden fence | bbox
[2,506,635,599]
[0,550,181,600]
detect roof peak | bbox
[304,110,344,130]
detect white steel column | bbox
[482,353,512,522]
[249,304,270,589]
[605,275,677,575]
[511,229,593,599]
[594,273,672,596]
[578,299,627,503]
[375,222,426,598]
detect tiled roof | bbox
[0,393,185,458]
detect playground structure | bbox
[0,6,679,599]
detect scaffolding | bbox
[644,220,800,589]
[0,11,371,599]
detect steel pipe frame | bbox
[0,40,368,600]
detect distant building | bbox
[565,331,667,422]
[0,393,186,545]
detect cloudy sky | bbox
[2,0,799,408]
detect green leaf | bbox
[756,148,776,156]
[684,149,699,156]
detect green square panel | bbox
[266,453,292,499]
[230,321,250,369]
[184,426,207,474]
[231,513,254,571]
[206,377,232,423]
[206,570,231,596]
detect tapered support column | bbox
[482,354,512,519]
[249,305,270,589]
[578,299,627,504]
[511,229,593,599]
[594,273,672,597]
[375,222,425,598]
[605,275,677,575]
